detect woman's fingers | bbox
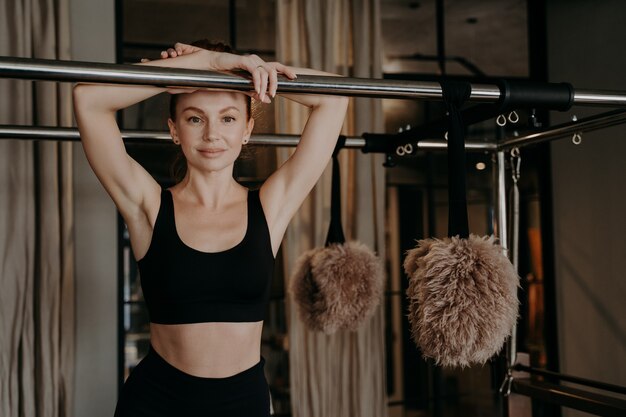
[160,49,177,58]
[268,67,278,97]
[251,65,261,97]
[159,43,198,60]
[242,55,268,102]
[173,42,185,55]
[166,87,198,95]
[257,67,269,102]
[228,54,298,103]
[271,62,298,80]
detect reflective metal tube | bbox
[498,109,626,150]
[575,90,626,107]
[416,139,497,151]
[0,125,499,150]
[0,56,578,103]
[0,56,500,100]
[3,114,626,150]
[494,151,517,374]
[3,56,626,105]
[0,125,368,148]
[512,379,626,417]
[514,365,626,395]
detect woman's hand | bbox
[212,53,298,103]
[159,42,203,59]
[156,42,297,104]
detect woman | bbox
[73,40,348,416]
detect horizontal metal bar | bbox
[512,379,626,417]
[0,125,368,148]
[2,56,626,106]
[514,365,626,395]
[498,109,626,150]
[3,111,624,151]
[250,134,365,148]
[0,56,500,101]
[0,125,497,151]
[417,139,497,151]
[575,90,626,107]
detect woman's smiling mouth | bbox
[197,148,227,157]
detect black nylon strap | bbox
[326,136,347,245]
[333,135,347,158]
[441,80,471,239]
[372,79,510,153]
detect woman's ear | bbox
[167,118,180,144]
[242,117,255,144]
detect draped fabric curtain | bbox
[275,1,387,416]
[0,1,75,416]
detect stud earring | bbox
[242,138,249,145]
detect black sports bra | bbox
[137,188,275,324]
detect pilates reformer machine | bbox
[1,56,626,417]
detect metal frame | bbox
[498,109,626,150]
[512,379,626,417]
[514,365,626,396]
[1,109,625,152]
[2,56,626,416]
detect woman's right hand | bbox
[160,42,203,59]
[157,42,297,104]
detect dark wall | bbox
[547,2,626,416]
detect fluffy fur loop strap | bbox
[402,82,520,367]
[290,135,385,334]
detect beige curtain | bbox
[275,1,387,416]
[0,1,75,416]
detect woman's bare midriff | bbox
[149,321,264,378]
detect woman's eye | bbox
[188,116,202,123]
[223,116,235,123]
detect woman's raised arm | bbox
[73,48,286,222]
[73,51,218,222]
[259,67,350,255]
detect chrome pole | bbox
[3,57,626,105]
[499,109,626,150]
[0,125,370,148]
[0,56,500,101]
[495,150,518,403]
[494,151,508,251]
[417,139,498,151]
[575,90,626,107]
[0,125,502,150]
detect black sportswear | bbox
[137,188,275,324]
[114,344,271,416]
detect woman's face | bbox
[168,91,254,175]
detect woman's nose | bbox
[203,125,219,142]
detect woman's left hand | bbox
[215,54,298,103]
[155,42,297,104]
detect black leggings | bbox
[114,345,271,417]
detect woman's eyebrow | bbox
[181,106,205,114]
[219,106,241,113]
